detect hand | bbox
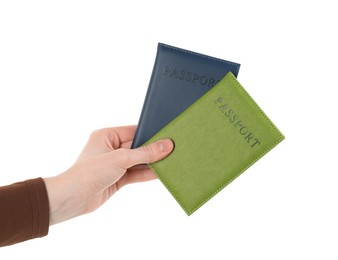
[44,126,174,225]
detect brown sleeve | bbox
[0,177,49,247]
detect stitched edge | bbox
[159,43,240,76]
[148,73,284,215]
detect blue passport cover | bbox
[132,43,241,148]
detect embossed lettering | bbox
[218,104,228,113]
[234,120,243,128]
[170,68,178,78]
[244,132,254,143]
[225,108,233,118]
[214,96,261,148]
[162,65,219,88]
[209,78,216,88]
[178,70,185,80]
[214,97,224,104]
[163,66,171,76]
[186,72,192,81]
[229,112,238,123]
[250,139,261,148]
[200,76,208,86]
[192,73,199,83]
[239,126,249,136]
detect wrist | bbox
[44,173,87,225]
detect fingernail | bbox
[158,139,174,153]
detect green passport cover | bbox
[144,72,285,215]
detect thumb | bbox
[113,139,174,169]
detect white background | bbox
[1,1,337,259]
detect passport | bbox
[144,72,285,215]
[131,43,240,148]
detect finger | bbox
[120,140,133,149]
[127,167,158,183]
[96,125,137,149]
[116,166,158,188]
[112,139,174,169]
[107,125,137,143]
